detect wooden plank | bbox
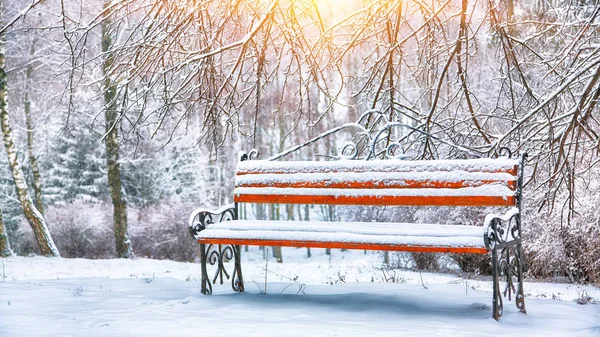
[237,160,519,176]
[200,219,486,237]
[238,166,518,176]
[234,193,517,207]
[236,179,517,190]
[197,238,488,254]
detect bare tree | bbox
[24,32,44,215]
[102,0,133,258]
[0,13,59,256]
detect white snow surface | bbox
[237,158,520,174]
[484,207,521,228]
[195,220,487,248]
[1,249,599,337]
[188,202,235,227]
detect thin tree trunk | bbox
[300,204,311,258]
[0,7,58,256]
[242,203,248,252]
[1,107,59,257]
[102,5,133,258]
[0,207,11,257]
[269,113,288,263]
[325,205,335,255]
[507,0,515,36]
[24,38,43,215]
[270,203,283,263]
[256,203,265,252]
[0,2,8,258]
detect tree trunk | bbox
[507,0,515,36]
[302,204,311,258]
[0,1,9,258]
[324,205,336,256]
[24,38,43,215]
[102,5,133,258]
[0,207,11,257]
[0,10,59,256]
[269,203,283,263]
[255,203,265,252]
[2,111,59,257]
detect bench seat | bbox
[195,220,488,254]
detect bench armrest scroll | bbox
[483,208,521,250]
[188,203,236,239]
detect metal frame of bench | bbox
[189,110,528,320]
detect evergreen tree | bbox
[43,127,107,204]
[161,145,205,203]
[121,156,159,207]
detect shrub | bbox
[128,200,198,262]
[45,201,114,258]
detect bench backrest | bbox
[234,158,520,207]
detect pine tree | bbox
[160,145,206,203]
[44,127,107,204]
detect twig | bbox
[0,0,45,35]
[252,280,263,294]
[281,283,293,293]
[263,247,269,294]
[419,271,428,290]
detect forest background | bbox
[0,0,599,284]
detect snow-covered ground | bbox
[1,248,598,336]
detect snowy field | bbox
[1,248,599,337]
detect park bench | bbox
[188,111,528,320]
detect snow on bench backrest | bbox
[234,158,519,207]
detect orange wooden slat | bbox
[236,179,517,190]
[197,238,488,254]
[234,193,517,207]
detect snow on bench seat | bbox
[195,220,488,254]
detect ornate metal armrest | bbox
[483,208,521,250]
[188,203,236,239]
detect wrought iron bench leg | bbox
[200,243,211,295]
[515,242,527,315]
[200,243,245,295]
[492,248,502,320]
[234,244,245,292]
[485,206,527,320]
[491,243,527,320]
